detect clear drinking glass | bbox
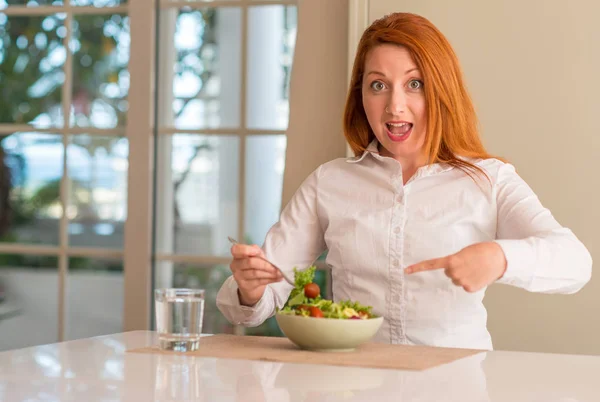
[154,288,205,352]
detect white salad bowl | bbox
[275,313,384,352]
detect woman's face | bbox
[361,44,427,165]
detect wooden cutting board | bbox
[127,334,483,371]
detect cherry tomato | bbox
[297,304,309,312]
[309,306,324,318]
[304,283,320,299]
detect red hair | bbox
[343,12,503,178]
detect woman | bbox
[216,12,592,350]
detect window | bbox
[152,0,299,336]
[0,0,301,348]
[0,0,129,350]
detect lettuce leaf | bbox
[277,265,377,319]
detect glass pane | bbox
[0,255,58,351]
[155,134,239,257]
[71,14,130,128]
[67,135,128,248]
[1,133,62,246]
[66,257,123,341]
[72,0,127,6]
[0,15,65,128]
[154,263,234,335]
[158,8,241,130]
[1,1,63,7]
[246,6,297,130]
[244,135,286,246]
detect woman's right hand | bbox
[230,244,283,307]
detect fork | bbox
[227,236,295,285]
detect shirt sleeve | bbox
[493,163,592,293]
[216,165,327,326]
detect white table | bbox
[0,331,598,401]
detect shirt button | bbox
[393,259,399,267]
[394,227,400,234]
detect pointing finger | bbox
[405,256,450,274]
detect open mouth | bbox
[385,122,413,136]
[385,122,413,142]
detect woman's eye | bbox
[370,81,385,91]
[408,79,424,90]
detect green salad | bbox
[277,266,377,319]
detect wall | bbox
[281,0,350,207]
[364,0,599,355]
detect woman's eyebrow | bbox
[366,68,421,77]
[365,70,386,77]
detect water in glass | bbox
[155,289,205,352]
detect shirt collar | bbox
[346,139,380,164]
[346,139,457,179]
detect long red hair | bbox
[343,12,502,178]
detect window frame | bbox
[0,0,314,340]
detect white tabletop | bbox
[0,331,598,401]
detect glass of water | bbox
[154,288,205,352]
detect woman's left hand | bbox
[405,242,508,292]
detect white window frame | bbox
[1,0,302,339]
[1,1,131,342]
[145,0,299,335]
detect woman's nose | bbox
[386,91,407,115]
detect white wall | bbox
[282,0,350,207]
[365,0,599,355]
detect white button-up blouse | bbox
[216,140,592,350]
